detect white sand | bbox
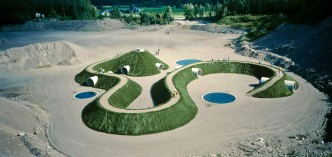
[0,25,330,156]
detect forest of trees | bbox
[0,0,331,25]
[120,6,173,25]
[182,0,332,23]
[0,0,97,25]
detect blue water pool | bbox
[202,92,237,104]
[74,91,98,99]
[176,59,202,66]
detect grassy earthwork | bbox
[75,50,298,135]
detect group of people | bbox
[211,57,230,62]
[165,31,170,35]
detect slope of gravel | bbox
[0,41,84,72]
[232,16,332,97]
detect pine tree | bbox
[163,6,173,23]
[183,3,194,20]
[198,4,204,17]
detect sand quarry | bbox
[0,20,331,156]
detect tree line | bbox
[182,0,331,23]
[1,0,330,25]
[0,0,97,25]
[105,6,174,26]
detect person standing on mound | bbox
[157,48,160,55]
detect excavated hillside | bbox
[235,16,332,98]
[233,16,332,141]
[0,41,83,72]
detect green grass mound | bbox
[108,79,142,109]
[253,74,299,98]
[151,77,171,107]
[93,50,169,76]
[75,69,120,90]
[193,61,275,78]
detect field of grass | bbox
[92,50,169,77]
[108,79,142,109]
[218,14,287,41]
[141,7,184,18]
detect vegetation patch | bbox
[253,74,298,98]
[92,50,169,76]
[150,77,171,107]
[194,61,275,78]
[219,14,287,41]
[108,79,142,109]
[75,69,120,90]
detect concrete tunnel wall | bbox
[260,77,270,84]
[87,76,98,86]
[121,65,130,75]
[155,63,164,71]
[191,68,202,76]
[284,80,296,91]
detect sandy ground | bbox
[0,25,331,156]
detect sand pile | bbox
[0,41,82,72]
[2,18,126,32]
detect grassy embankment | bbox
[150,77,170,107]
[108,79,142,109]
[218,14,287,41]
[81,65,197,135]
[76,49,169,109]
[81,61,298,135]
[92,50,169,76]
[75,69,120,89]
[253,74,298,98]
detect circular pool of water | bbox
[176,59,202,66]
[74,91,98,99]
[202,92,237,104]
